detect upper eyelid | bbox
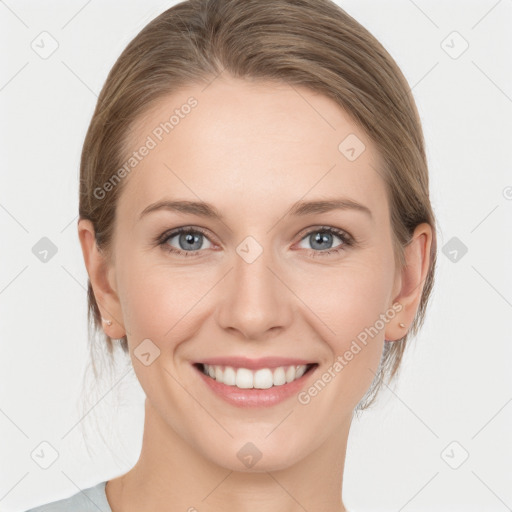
[297,225,350,238]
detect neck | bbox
[106,399,351,512]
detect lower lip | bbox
[193,364,317,408]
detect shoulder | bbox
[23,481,111,512]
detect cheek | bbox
[337,273,391,342]
[294,255,394,396]
[116,253,212,342]
[299,259,393,341]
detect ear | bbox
[385,222,433,342]
[77,218,126,339]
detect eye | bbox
[296,226,354,257]
[156,225,354,259]
[158,227,213,257]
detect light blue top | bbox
[24,481,111,512]
[24,480,354,511]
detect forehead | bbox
[117,75,388,224]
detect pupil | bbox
[181,232,201,250]
[313,232,332,249]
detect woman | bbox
[26,0,437,510]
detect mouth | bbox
[193,362,318,390]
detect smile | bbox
[196,363,317,389]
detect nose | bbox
[216,243,294,341]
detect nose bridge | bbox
[217,235,292,339]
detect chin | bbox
[200,435,307,473]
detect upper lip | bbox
[194,356,316,370]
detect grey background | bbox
[1,0,511,510]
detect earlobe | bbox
[77,218,126,338]
[385,223,433,342]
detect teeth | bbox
[201,364,311,389]
[273,366,286,386]
[295,365,307,379]
[253,368,273,389]
[236,368,254,389]
[223,366,236,386]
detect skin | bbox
[78,73,432,512]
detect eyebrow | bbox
[138,198,373,221]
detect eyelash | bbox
[156,225,355,259]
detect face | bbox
[104,75,402,471]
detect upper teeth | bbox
[202,364,309,389]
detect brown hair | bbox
[79,0,437,411]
